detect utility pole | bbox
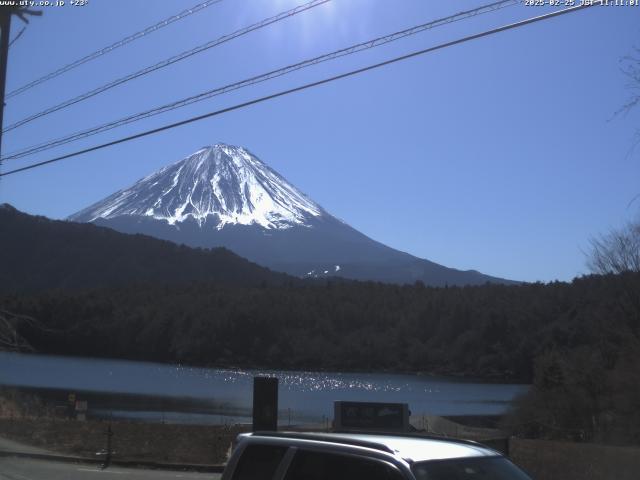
[0,6,41,169]
[0,8,11,161]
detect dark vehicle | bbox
[222,431,533,480]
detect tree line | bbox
[2,271,637,381]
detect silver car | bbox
[222,431,533,480]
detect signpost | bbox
[252,376,278,431]
[75,400,88,421]
[334,401,410,433]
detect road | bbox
[0,437,51,455]
[0,457,221,480]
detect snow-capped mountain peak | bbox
[68,143,514,286]
[69,143,323,230]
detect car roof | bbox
[242,431,500,463]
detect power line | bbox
[4,1,516,161]
[5,0,224,99]
[0,2,597,178]
[2,0,519,162]
[8,25,26,48]
[2,0,331,133]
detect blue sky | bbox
[0,0,638,283]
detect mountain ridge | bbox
[0,204,294,292]
[68,143,516,286]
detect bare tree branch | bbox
[614,46,640,159]
[587,219,640,275]
[616,46,640,118]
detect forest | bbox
[3,271,637,378]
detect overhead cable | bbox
[2,0,331,132]
[0,2,598,178]
[6,0,225,99]
[2,0,518,162]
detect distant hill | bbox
[0,204,292,292]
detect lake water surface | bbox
[0,352,528,424]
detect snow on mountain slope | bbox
[68,142,516,286]
[69,143,323,230]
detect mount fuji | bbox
[69,143,512,286]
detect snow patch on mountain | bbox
[69,143,323,230]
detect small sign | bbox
[75,400,88,412]
[68,393,76,403]
[334,401,410,432]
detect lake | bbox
[0,352,528,425]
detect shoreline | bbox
[1,386,510,426]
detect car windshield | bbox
[412,457,532,480]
